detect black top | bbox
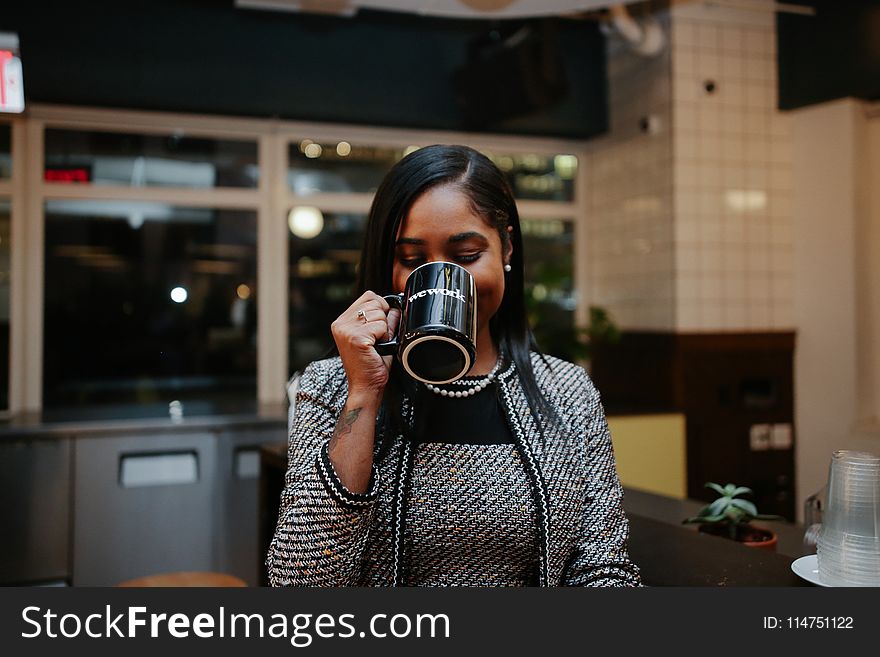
[417,379,513,445]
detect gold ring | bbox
[356,309,367,323]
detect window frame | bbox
[1,116,24,417]
[10,103,589,414]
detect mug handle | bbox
[374,294,403,356]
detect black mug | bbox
[376,261,477,385]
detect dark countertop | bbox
[627,514,808,586]
[0,402,288,439]
[623,487,810,586]
[623,486,810,560]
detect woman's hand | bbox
[331,291,401,397]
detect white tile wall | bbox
[586,15,676,331]
[670,6,793,332]
[586,4,794,333]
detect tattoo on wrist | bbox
[329,407,362,452]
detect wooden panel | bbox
[590,332,679,414]
[591,330,797,520]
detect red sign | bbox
[44,168,91,183]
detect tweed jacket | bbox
[267,352,641,587]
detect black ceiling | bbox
[2,0,609,139]
[777,0,880,110]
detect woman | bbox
[268,145,640,587]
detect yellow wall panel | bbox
[608,414,687,499]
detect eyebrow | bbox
[395,232,489,246]
[448,231,489,244]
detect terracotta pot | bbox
[697,523,778,552]
[742,527,778,551]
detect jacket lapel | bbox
[496,365,554,586]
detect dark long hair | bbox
[355,144,554,451]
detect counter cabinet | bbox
[0,417,286,587]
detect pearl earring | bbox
[504,264,512,272]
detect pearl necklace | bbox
[425,359,502,398]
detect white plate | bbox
[791,554,830,587]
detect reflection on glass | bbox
[287,140,576,202]
[288,212,367,374]
[0,124,10,179]
[0,200,9,411]
[287,141,406,195]
[43,201,257,411]
[44,129,259,188]
[521,218,576,361]
[486,152,577,202]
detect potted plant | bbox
[683,482,785,551]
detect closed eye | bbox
[397,252,483,267]
[398,256,425,268]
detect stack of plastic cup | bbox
[817,450,880,586]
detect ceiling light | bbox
[288,206,324,239]
[170,287,188,303]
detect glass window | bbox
[521,218,577,361]
[0,200,9,411]
[486,152,578,202]
[287,141,406,195]
[0,124,10,179]
[44,129,259,188]
[287,141,577,202]
[43,200,257,414]
[288,209,367,374]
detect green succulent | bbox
[683,482,784,540]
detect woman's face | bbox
[393,184,511,337]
